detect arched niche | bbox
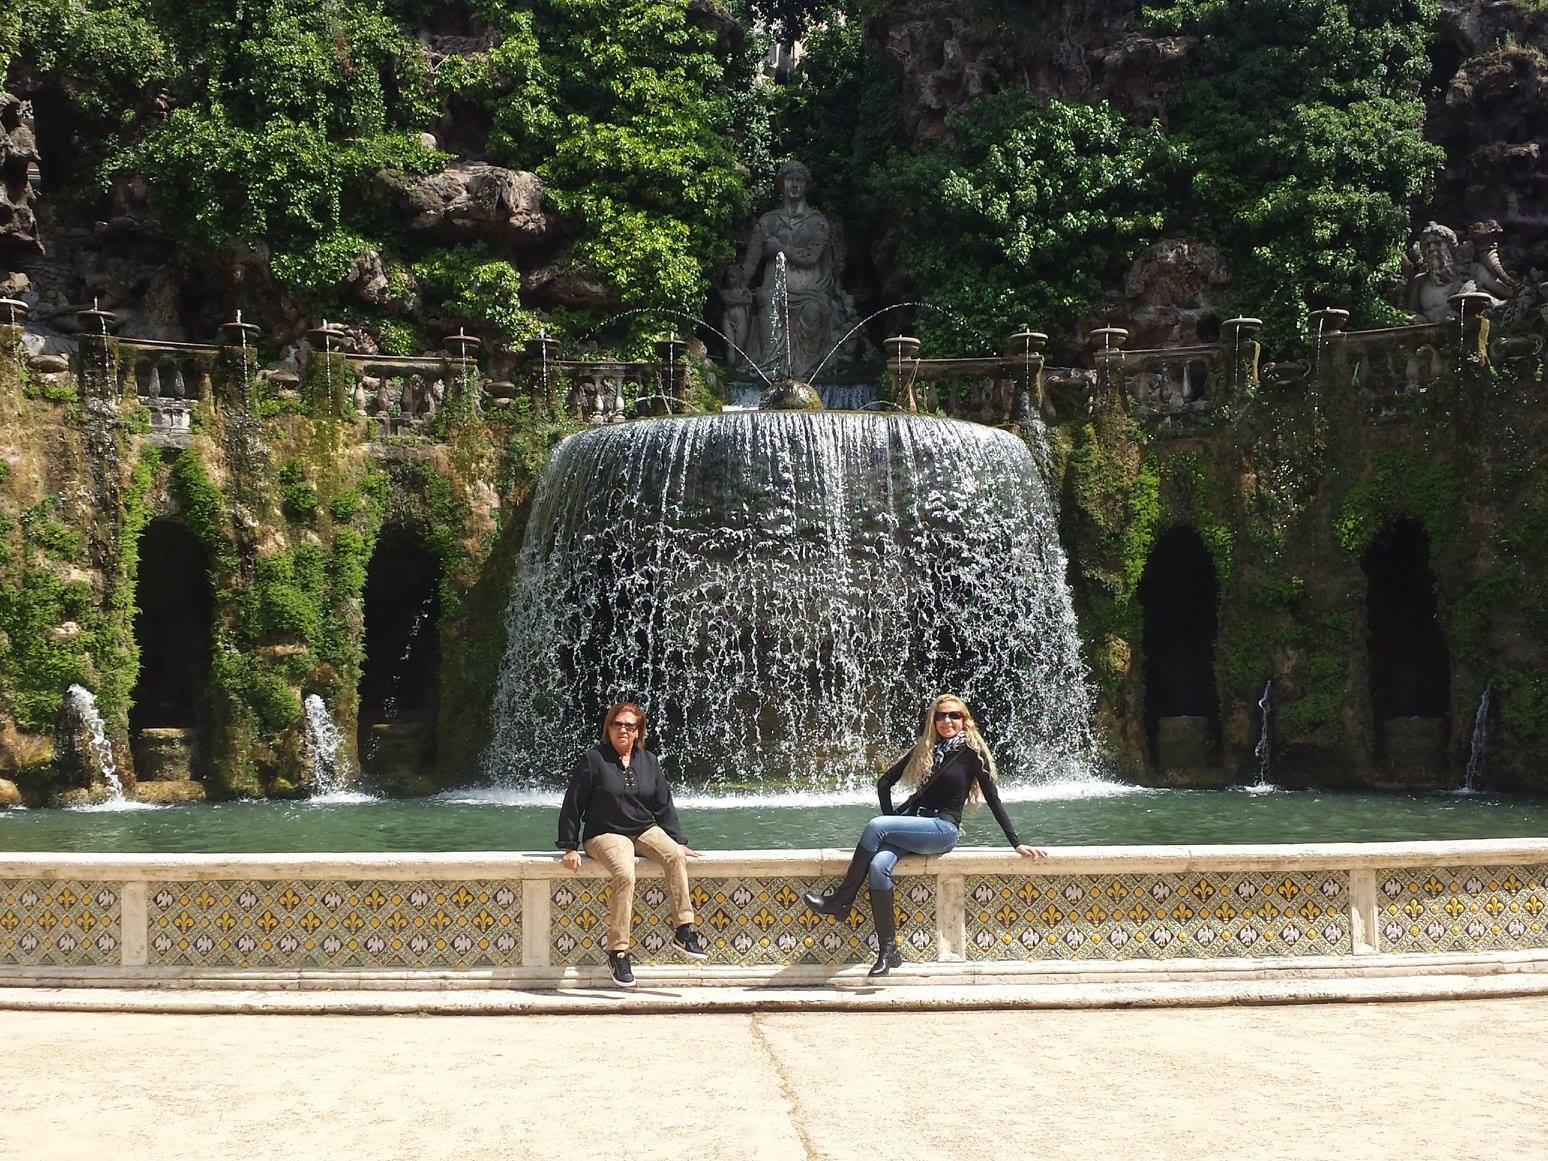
[358,528,442,787]
[1363,518,1450,772]
[129,519,214,782]
[1137,526,1221,774]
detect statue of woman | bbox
[741,160,844,380]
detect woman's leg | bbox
[583,833,637,952]
[632,826,694,929]
[863,818,957,977]
[802,815,892,917]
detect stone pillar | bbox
[218,318,262,414]
[76,307,121,406]
[654,336,688,408]
[1221,316,1263,398]
[443,331,483,419]
[1307,307,1349,393]
[1090,325,1129,405]
[1001,330,1047,424]
[883,335,921,412]
[0,295,27,348]
[303,321,354,418]
[1447,291,1494,367]
[525,333,561,407]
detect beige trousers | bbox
[583,826,695,952]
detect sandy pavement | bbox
[2,998,1546,1161]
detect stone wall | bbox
[2,841,1545,984]
[0,295,1544,804]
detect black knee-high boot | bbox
[868,886,903,977]
[803,843,872,917]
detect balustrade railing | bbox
[0,299,1539,442]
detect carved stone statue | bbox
[740,160,856,380]
[1406,220,1523,323]
[718,262,754,363]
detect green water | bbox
[2,784,1547,853]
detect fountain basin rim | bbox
[577,409,1019,435]
[4,836,1546,880]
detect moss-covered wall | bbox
[1055,316,1547,792]
[1,308,1543,804]
[0,324,576,804]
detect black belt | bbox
[911,807,961,825]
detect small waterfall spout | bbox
[1461,683,1493,794]
[1249,681,1277,793]
[486,411,1095,790]
[303,694,354,799]
[65,684,125,802]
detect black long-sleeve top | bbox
[877,744,1022,847]
[556,744,685,851]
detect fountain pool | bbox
[4,783,1548,853]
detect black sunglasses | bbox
[934,710,964,722]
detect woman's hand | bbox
[1015,844,1048,860]
[561,849,582,872]
[681,845,702,859]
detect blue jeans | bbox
[859,814,959,891]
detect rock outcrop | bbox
[379,162,555,253]
[0,93,41,255]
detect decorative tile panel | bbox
[0,880,121,967]
[965,871,1352,961]
[549,875,935,966]
[146,880,522,969]
[1378,865,1548,954]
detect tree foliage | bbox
[1140,0,1445,336]
[875,91,1179,350]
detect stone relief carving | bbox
[1405,219,1539,323]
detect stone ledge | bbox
[4,971,1547,1015]
[4,836,1548,879]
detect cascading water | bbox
[1248,681,1277,793]
[65,684,125,802]
[485,411,1095,790]
[303,694,357,800]
[728,382,876,411]
[1461,683,1493,794]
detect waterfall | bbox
[1461,684,1492,794]
[65,684,125,801]
[303,694,353,798]
[728,382,877,411]
[1252,681,1276,791]
[484,411,1095,789]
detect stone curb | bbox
[3,972,1547,1016]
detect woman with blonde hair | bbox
[804,694,1046,976]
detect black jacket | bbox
[877,743,1022,847]
[556,744,685,850]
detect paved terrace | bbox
[2,1000,1546,1161]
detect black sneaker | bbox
[672,924,709,961]
[606,950,636,988]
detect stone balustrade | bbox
[3,294,1539,442]
[2,839,1545,988]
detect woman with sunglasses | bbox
[804,693,1046,976]
[557,700,708,987]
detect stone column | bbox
[655,336,688,408]
[525,333,561,408]
[443,331,483,419]
[1001,329,1047,424]
[303,321,355,418]
[1221,316,1263,399]
[883,335,921,412]
[1090,325,1129,406]
[1307,307,1349,394]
